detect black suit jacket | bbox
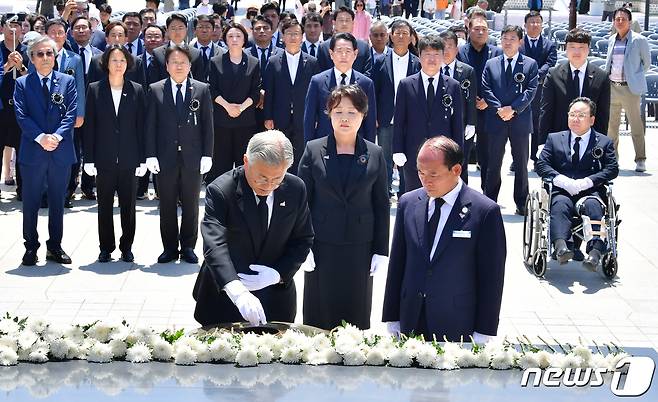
[192,166,314,326]
[84,79,145,169]
[87,53,145,87]
[297,135,390,255]
[208,51,261,128]
[451,60,478,127]
[317,39,372,77]
[371,51,421,127]
[539,61,611,143]
[263,51,319,132]
[248,43,283,68]
[145,78,214,169]
[147,44,207,85]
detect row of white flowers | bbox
[0,315,629,370]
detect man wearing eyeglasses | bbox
[536,97,618,271]
[13,35,78,266]
[192,131,314,328]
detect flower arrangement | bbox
[0,315,629,370]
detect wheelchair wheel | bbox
[522,195,536,265]
[532,250,547,278]
[602,254,618,279]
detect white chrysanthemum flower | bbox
[42,324,66,342]
[279,347,302,364]
[0,336,18,352]
[48,338,69,359]
[109,325,130,342]
[517,352,541,370]
[474,349,492,368]
[0,319,20,336]
[195,344,212,363]
[27,349,49,363]
[240,333,261,350]
[26,318,48,335]
[535,350,552,369]
[278,330,307,349]
[434,353,458,370]
[490,350,517,370]
[64,326,85,343]
[235,347,258,367]
[173,345,197,366]
[86,322,114,343]
[334,338,360,355]
[64,338,82,360]
[76,338,96,359]
[126,342,152,363]
[209,339,236,362]
[402,338,425,359]
[571,345,593,367]
[456,349,478,368]
[257,346,273,364]
[324,347,343,364]
[87,342,114,363]
[108,339,127,359]
[17,331,38,351]
[334,324,364,344]
[127,326,155,345]
[365,347,386,366]
[416,344,438,368]
[606,352,630,370]
[388,347,412,367]
[0,347,19,366]
[305,350,328,365]
[559,353,583,369]
[311,334,331,350]
[343,348,367,366]
[589,353,608,368]
[151,338,173,361]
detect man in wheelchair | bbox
[535,97,619,271]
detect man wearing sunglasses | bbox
[13,35,78,267]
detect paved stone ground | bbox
[1,127,657,351]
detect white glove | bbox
[237,264,281,291]
[464,125,476,141]
[301,249,316,272]
[200,156,213,174]
[369,254,388,276]
[386,321,401,337]
[224,280,267,326]
[146,157,160,174]
[574,177,594,193]
[83,163,97,177]
[135,163,148,177]
[472,331,493,345]
[392,153,407,167]
[553,174,579,196]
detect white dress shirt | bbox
[503,52,520,72]
[526,35,541,48]
[570,129,591,161]
[442,59,457,78]
[145,51,154,68]
[111,87,122,115]
[569,61,588,97]
[285,50,301,84]
[55,48,65,71]
[428,180,463,260]
[35,71,62,143]
[303,39,321,55]
[334,68,353,86]
[170,78,188,103]
[78,44,92,74]
[126,38,141,56]
[196,42,213,59]
[392,50,410,99]
[420,70,441,96]
[254,191,274,228]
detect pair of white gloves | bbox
[224,264,282,326]
[553,174,594,196]
[84,163,148,177]
[393,126,475,167]
[301,250,388,277]
[144,156,213,175]
[385,322,493,344]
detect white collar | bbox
[37,71,53,82]
[503,52,520,64]
[570,129,591,144]
[527,35,541,41]
[420,70,441,83]
[569,60,588,72]
[334,67,352,80]
[392,50,409,60]
[169,40,185,47]
[444,59,457,70]
[130,37,141,47]
[285,50,301,58]
[171,77,188,89]
[428,179,462,209]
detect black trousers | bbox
[137,171,158,197]
[68,127,95,197]
[476,111,489,192]
[484,123,529,210]
[282,124,304,175]
[529,84,543,162]
[550,193,606,252]
[0,108,22,197]
[461,136,475,184]
[96,165,138,253]
[157,156,202,252]
[404,0,419,17]
[206,125,256,184]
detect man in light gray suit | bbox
[605,7,650,172]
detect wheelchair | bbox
[522,179,620,279]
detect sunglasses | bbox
[34,50,55,58]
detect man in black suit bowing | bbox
[539,29,610,145]
[145,45,214,264]
[264,19,319,174]
[192,131,314,326]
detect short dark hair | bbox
[122,12,142,25]
[565,28,591,46]
[326,84,368,116]
[419,136,464,169]
[439,30,458,47]
[147,0,161,6]
[329,32,358,50]
[302,12,323,26]
[501,25,524,40]
[524,10,543,23]
[333,6,355,20]
[569,96,597,116]
[222,22,248,47]
[144,23,165,37]
[101,44,134,73]
[448,25,467,36]
[71,16,91,29]
[26,13,47,30]
[139,8,155,18]
[282,19,303,35]
[105,21,128,37]
[253,15,273,30]
[260,2,280,16]
[166,13,188,28]
[390,19,413,35]
[614,7,632,21]
[213,3,228,15]
[467,8,488,23]
[165,44,192,63]
[99,3,112,14]
[45,18,67,33]
[417,34,444,54]
[194,14,215,29]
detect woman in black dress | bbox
[298,85,390,330]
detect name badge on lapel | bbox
[452,230,471,239]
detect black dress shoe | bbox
[98,251,112,263]
[46,249,72,264]
[16,193,22,202]
[583,249,602,272]
[121,250,134,262]
[157,250,179,264]
[136,193,147,201]
[572,249,585,262]
[82,191,97,200]
[180,248,198,264]
[554,239,574,265]
[509,162,515,172]
[64,198,73,208]
[22,250,38,266]
[515,206,526,216]
[40,197,48,209]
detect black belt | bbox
[610,81,628,86]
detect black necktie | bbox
[201,46,209,65]
[340,73,347,86]
[572,137,581,166]
[79,47,86,75]
[505,58,513,84]
[257,195,269,236]
[126,43,133,55]
[259,47,268,70]
[426,197,445,255]
[573,69,580,97]
[427,77,435,110]
[54,56,59,72]
[42,77,50,103]
[310,43,316,57]
[444,66,450,77]
[530,39,537,49]
[176,83,184,119]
